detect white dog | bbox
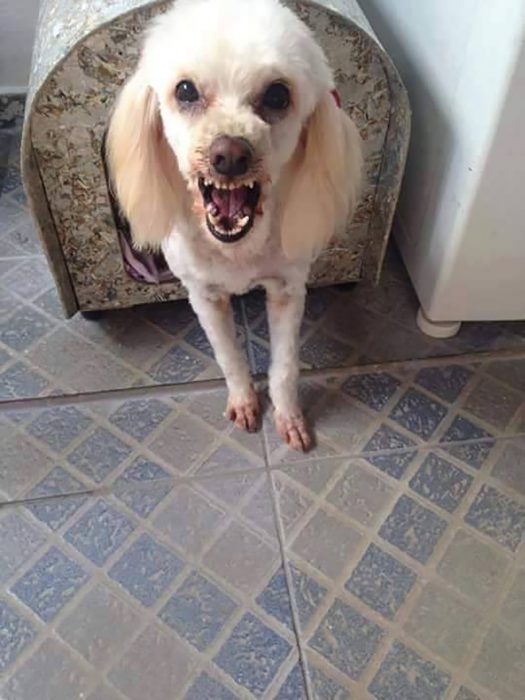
[107,0,362,451]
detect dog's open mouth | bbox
[198,177,261,243]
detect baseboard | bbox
[0,87,27,96]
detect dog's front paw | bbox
[226,388,260,433]
[274,410,313,452]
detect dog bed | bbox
[22,0,410,316]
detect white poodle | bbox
[107,0,362,451]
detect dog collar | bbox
[331,89,341,108]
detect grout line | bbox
[1,342,523,410]
[0,468,291,697]
[266,468,315,700]
[0,375,229,410]
[266,429,524,696]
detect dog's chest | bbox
[163,232,307,296]
[197,255,288,296]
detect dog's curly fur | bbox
[107,0,362,450]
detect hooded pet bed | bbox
[22,0,410,316]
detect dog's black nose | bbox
[210,136,253,178]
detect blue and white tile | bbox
[408,452,473,513]
[308,660,353,699]
[10,546,90,622]
[108,398,171,441]
[362,424,418,479]
[299,332,356,370]
[0,511,47,584]
[183,673,240,700]
[25,467,89,530]
[0,361,50,400]
[389,388,448,441]
[454,687,481,700]
[109,532,184,607]
[147,344,207,384]
[414,364,473,403]
[0,306,55,352]
[159,569,238,651]
[271,457,396,693]
[464,483,525,552]
[67,427,133,484]
[273,663,308,699]
[378,494,448,564]
[26,405,92,453]
[368,640,451,700]
[1,385,268,503]
[0,599,36,674]
[112,457,174,518]
[214,612,293,697]
[439,415,495,469]
[63,499,136,566]
[0,469,303,699]
[309,599,385,680]
[341,371,401,412]
[345,543,417,620]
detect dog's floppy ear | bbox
[280,93,363,259]
[106,70,186,250]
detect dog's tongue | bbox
[211,186,248,219]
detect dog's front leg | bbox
[267,286,312,451]
[188,290,259,432]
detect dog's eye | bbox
[175,80,200,103]
[261,82,290,111]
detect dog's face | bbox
[159,73,297,246]
[144,0,329,247]
[107,0,362,257]
[157,67,300,246]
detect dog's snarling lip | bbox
[198,177,261,243]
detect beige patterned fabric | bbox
[22,0,410,315]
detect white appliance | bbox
[358,0,525,337]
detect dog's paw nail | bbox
[226,391,260,433]
[275,411,313,452]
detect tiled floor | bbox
[1,358,524,699]
[1,97,525,699]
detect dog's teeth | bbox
[239,215,249,227]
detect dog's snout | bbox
[210,136,253,178]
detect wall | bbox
[0,0,41,92]
[363,0,525,320]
